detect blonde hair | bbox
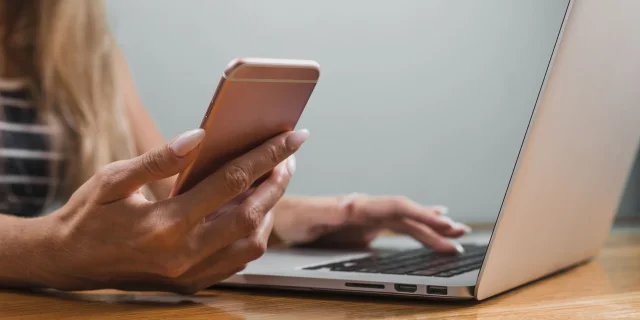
[2,0,135,199]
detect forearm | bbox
[0,214,57,289]
[274,195,341,212]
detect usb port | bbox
[394,284,417,293]
[427,286,448,295]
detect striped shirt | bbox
[0,79,58,217]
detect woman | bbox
[0,0,469,294]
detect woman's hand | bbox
[36,128,308,294]
[273,194,470,254]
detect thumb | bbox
[95,129,205,203]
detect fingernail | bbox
[169,129,205,157]
[455,222,473,234]
[338,192,361,208]
[440,216,456,227]
[433,205,449,215]
[286,155,297,175]
[447,239,465,254]
[285,129,309,150]
[440,216,472,234]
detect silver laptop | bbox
[219,0,640,300]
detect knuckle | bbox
[246,237,268,260]
[264,143,285,164]
[343,199,362,223]
[393,195,410,205]
[270,175,288,196]
[392,196,409,212]
[276,178,288,195]
[141,149,167,178]
[224,165,251,194]
[94,161,123,190]
[237,203,264,234]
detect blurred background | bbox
[105,0,639,225]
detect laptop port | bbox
[394,284,417,293]
[427,286,448,295]
[345,282,385,289]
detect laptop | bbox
[219,0,640,300]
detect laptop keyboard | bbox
[303,244,487,278]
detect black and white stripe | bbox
[0,79,57,217]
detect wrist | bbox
[271,195,345,246]
[35,212,73,289]
[0,214,63,289]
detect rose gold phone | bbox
[170,58,320,197]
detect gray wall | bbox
[106,0,637,223]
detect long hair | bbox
[1,0,135,199]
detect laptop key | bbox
[434,262,483,277]
[410,268,440,276]
[380,266,418,274]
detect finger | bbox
[204,188,256,222]
[94,129,205,203]
[173,266,246,295]
[182,211,275,283]
[189,160,290,258]
[141,211,276,294]
[427,205,472,237]
[174,129,306,223]
[432,205,449,215]
[388,218,464,254]
[194,267,246,292]
[436,216,470,237]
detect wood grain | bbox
[1,228,638,319]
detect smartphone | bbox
[170,57,320,197]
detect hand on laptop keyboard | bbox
[273,193,471,253]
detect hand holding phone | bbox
[171,57,320,196]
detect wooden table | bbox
[1,227,638,319]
